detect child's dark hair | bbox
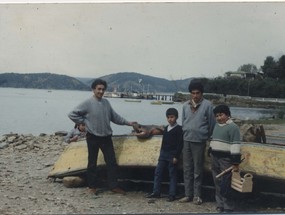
[188,79,204,93]
[91,79,107,90]
[74,122,85,128]
[213,104,231,117]
[166,108,178,118]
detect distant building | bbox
[224,71,263,80]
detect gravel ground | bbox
[1,130,285,215]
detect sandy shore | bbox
[1,125,285,214]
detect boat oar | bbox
[216,158,245,178]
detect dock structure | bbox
[104,91,175,101]
[153,92,174,101]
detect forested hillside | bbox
[0,73,90,90]
[0,72,192,93]
[95,72,191,93]
[1,52,285,99]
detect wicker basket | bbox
[231,171,253,193]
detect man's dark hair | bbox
[166,108,178,118]
[91,79,107,90]
[213,104,231,117]
[188,79,204,93]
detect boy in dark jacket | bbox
[146,108,183,202]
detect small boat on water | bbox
[104,92,121,98]
[161,101,174,105]
[151,100,174,105]
[124,99,142,103]
[150,100,162,105]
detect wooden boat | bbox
[150,100,162,105]
[48,134,285,193]
[150,100,174,105]
[161,101,174,105]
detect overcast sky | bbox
[0,1,285,80]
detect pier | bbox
[104,91,175,101]
[153,92,174,101]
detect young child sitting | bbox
[145,108,183,202]
[64,123,86,143]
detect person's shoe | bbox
[167,195,175,202]
[179,196,191,203]
[111,187,126,195]
[216,207,224,213]
[145,192,160,198]
[193,196,203,205]
[224,209,234,213]
[88,188,97,195]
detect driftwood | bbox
[63,176,86,188]
[132,123,164,139]
[240,124,266,143]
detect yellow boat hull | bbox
[48,135,162,178]
[49,135,285,182]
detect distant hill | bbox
[87,72,192,93]
[0,72,192,92]
[0,73,90,90]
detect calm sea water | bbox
[0,88,276,136]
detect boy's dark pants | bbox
[211,154,234,210]
[153,160,178,196]
[86,133,119,189]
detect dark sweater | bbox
[159,125,183,161]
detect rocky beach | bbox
[1,125,285,214]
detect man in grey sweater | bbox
[179,79,216,205]
[68,79,136,195]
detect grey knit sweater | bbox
[68,96,129,137]
[182,98,216,142]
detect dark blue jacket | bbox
[159,125,183,162]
